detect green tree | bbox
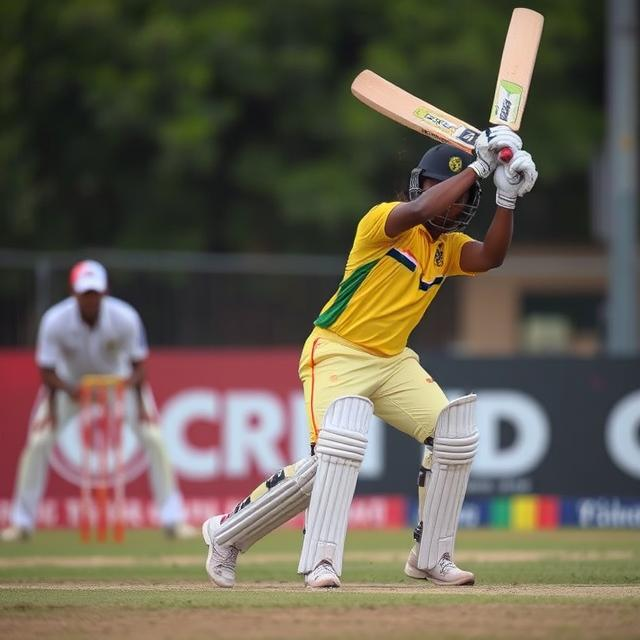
[0,0,604,252]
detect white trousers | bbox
[9,384,184,531]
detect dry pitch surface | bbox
[1,529,639,639]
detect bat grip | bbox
[498,147,513,163]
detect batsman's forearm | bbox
[415,168,478,219]
[482,208,514,266]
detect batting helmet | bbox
[408,144,481,233]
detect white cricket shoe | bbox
[404,545,475,585]
[305,561,341,588]
[202,515,240,588]
[0,526,30,543]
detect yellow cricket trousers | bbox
[299,328,449,445]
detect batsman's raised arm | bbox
[385,167,478,237]
[384,125,522,238]
[460,147,538,273]
[459,207,513,272]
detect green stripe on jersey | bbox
[314,259,379,328]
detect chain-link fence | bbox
[0,250,459,350]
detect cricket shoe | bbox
[404,545,475,586]
[0,526,31,543]
[202,515,240,588]
[305,561,341,588]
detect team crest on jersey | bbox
[434,243,444,267]
[448,156,463,173]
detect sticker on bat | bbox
[493,80,524,125]
[413,107,460,134]
[457,128,479,146]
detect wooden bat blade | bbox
[490,8,544,130]
[351,70,481,154]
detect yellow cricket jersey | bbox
[314,201,477,356]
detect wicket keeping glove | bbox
[494,149,538,209]
[470,125,523,179]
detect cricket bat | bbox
[351,8,544,162]
[351,69,482,155]
[490,7,544,132]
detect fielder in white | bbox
[1,260,196,541]
[202,127,538,588]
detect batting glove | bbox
[494,149,538,209]
[469,125,522,179]
[509,149,538,196]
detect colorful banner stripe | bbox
[501,495,561,530]
[461,495,639,529]
[3,494,639,530]
[411,495,640,529]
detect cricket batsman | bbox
[1,260,196,541]
[200,126,538,587]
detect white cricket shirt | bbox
[36,296,149,385]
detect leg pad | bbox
[215,456,317,551]
[417,394,478,570]
[297,395,373,576]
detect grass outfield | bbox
[1,528,639,639]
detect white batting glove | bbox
[508,149,538,196]
[469,125,522,179]
[487,125,523,158]
[494,149,538,209]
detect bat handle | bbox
[498,147,513,163]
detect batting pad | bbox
[215,456,317,551]
[417,394,478,570]
[298,395,373,576]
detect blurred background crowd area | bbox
[0,0,635,356]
